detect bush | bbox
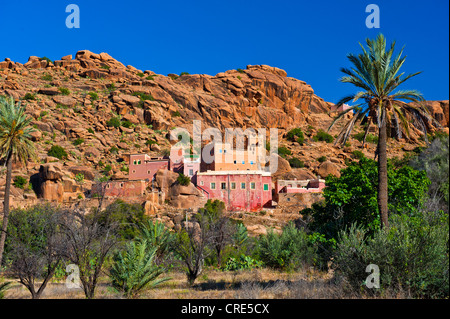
[334,212,449,298]
[351,150,365,160]
[277,146,292,158]
[353,132,378,144]
[317,156,327,163]
[121,120,133,128]
[109,241,169,298]
[256,222,317,270]
[87,128,95,134]
[106,117,121,128]
[13,176,28,189]
[23,93,36,101]
[313,129,334,143]
[286,128,305,145]
[73,138,84,146]
[58,87,70,96]
[180,72,190,76]
[288,157,304,168]
[177,173,191,186]
[41,74,53,81]
[88,92,98,100]
[47,145,67,160]
[222,255,262,271]
[301,157,431,240]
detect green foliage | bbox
[180,72,190,76]
[351,150,365,160]
[88,92,98,100]
[87,128,95,134]
[0,281,13,299]
[277,146,292,158]
[47,145,67,160]
[137,219,174,262]
[13,175,27,189]
[121,120,133,128]
[317,156,327,163]
[109,240,169,298]
[109,146,119,154]
[410,136,449,210]
[106,116,121,128]
[313,129,334,143]
[353,132,379,144]
[132,92,155,102]
[73,138,84,146]
[75,173,85,183]
[334,212,449,298]
[256,222,317,270]
[286,128,305,144]
[58,87,70,96]
[146,75,155,81]
[222,255,262,271]
[23,93,36,101]
[41,74,53,81]
[97,200,149,241]
[302,157,431,240]
[237,68,245,73]
[172,111,181,117]
[137,72,145,78]
[40,57,53,65]
[288,157,304,168]
[177,173,191,186]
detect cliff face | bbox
[0,50,447,213]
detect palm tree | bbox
[329,34,439,229]
[0,96,37,267]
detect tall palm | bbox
[0,96,37,267]
[329,34,439,229]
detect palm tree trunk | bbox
[377,118,389,229]
[0,151,13,267]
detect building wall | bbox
[275,179,326,194]
[129,154,169,181]
[92,180,147,198]
[197,171,272,212]
[202,143,260,172]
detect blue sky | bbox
[0,0,448,103]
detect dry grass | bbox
[1,267,404,299]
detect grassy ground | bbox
[2,267,358,299]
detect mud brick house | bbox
[274,179,325,202]
[129,154,169,181]
[196,170,272,211]
[201,142,261,172]
[91,180,147,199]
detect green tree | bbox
[0,96,37,267]
[109,240,169,298]
[329,34,438,228]
[302,157,430,240]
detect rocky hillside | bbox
[0,50,448,220]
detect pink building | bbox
[196,170,272,212]
[184,155,200,183]
[129,154,169,181]
[91,180,147,199]
[275,179,326,194]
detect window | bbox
[231,182,236,190]
[200,181,204,186]
[132,170,136,174]
[242,161,245,164]
[120,183,124,188]
[241,182,246,189]
[221,182,227,190]
[263,184,269,191]
[250,161,254,165]
[137,160,141,165]
[219,149,223,153]
[211,182,216,190]
[189,169,194,176]
[250,182,256,190]
[133,160,136,165]
[147,171,151,174]
[234,160,237,164]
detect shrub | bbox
[109,146,119,154]
[132,92,154,101]
[137,72,145,78]
[75,173,85,183]
[121,120,133,128]
[106,117,121,128]
[313,129,334,143]
[87,128,95,134]
[353,132,379,144]
[47,145,67,160]
[237,68,245,73]
[277,146,292,158]
[109,241,169,298]
[146,75,155,81]
[13,176,28,189]
[180,72,190,76]
[289,157,304,168]
[172,111,181,117]
[23,93,36,101]
[334,212,449,298]
[222,255,262,271]
[286,128,305,145]
[317,156,327,163]
[58,87,70,96]
[177,173,191,186]
[351,150,365,159]
[301,157,431,240]
[138,219,174,263]
[88,92,98,100]
[40,57,53,65]
[73,138,84,146]
[256,222,317,270]
[41,74,53,81]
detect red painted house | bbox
[129,154,169,181]
[196,170,272,212]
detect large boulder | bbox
[169,183,202,198]
[39,163,64,181]
[155,169,178,194]
[316,161,341,178]
[40,180,64,202]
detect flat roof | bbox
[197,170,271,177]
